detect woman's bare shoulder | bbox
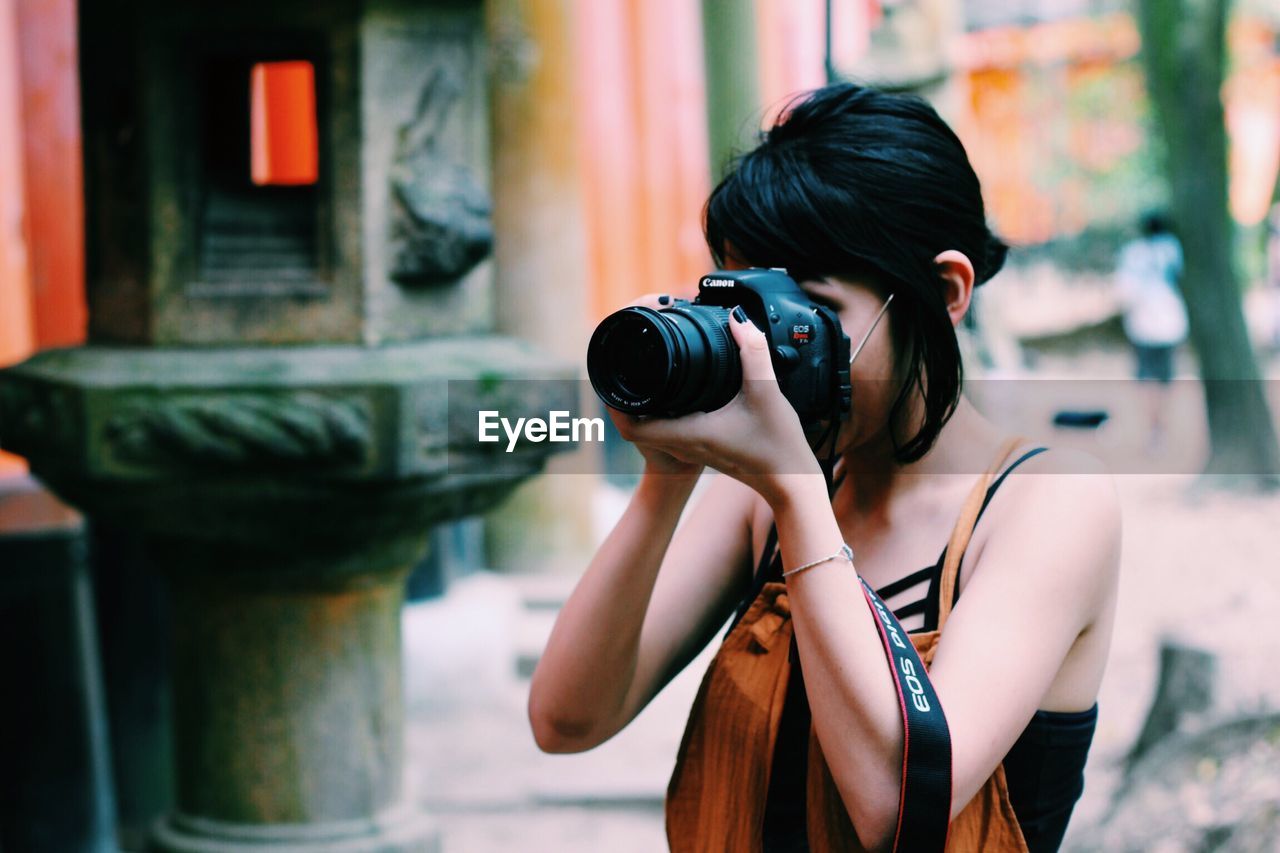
[971,444,1121,603]
[1013,446,1120,529]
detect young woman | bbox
[528,84,1120,852]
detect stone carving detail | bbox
[388,66,493,286]
[104,394,371,470]
[0,379,70,459]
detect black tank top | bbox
[737,447,1097,853]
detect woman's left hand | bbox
[609,307,823,504]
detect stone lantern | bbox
[0,0,573,850]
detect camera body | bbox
[587,267,851,422]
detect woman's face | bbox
[798,276,904,455]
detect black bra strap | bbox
[727,446,1050,639]
[973,447,1050,529]
[875,565,936,601]
[890,598,928,620]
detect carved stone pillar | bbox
[0,0,572,850]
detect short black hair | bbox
[704,83,1007,463]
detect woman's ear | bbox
[933,250,975,327]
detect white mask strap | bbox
[849,293,894,365]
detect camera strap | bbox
[824,406,950,850]
[846,437,1038,850]
[726,525,953,851]
[856,576,952,852]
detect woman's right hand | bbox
[606,406,704,477]
[607,293,704,479]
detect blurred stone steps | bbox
[507,571,717,810]
[516,606,560,679]
[509,573,578,680]
[405,567,719,833]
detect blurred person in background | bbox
[1116,211,1187,453]
[529,84,1120,852]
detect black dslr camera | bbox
[586,268,851,422]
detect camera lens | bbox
[587,309,675,413]
[607,320,667,400]
[587,305,741,416]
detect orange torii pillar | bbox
[0,0,34,477]
[11,0,85,351]
[574,0,711,321]
[0,0,87,475]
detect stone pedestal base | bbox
[0,339,574,852]
[151,804,439,852]
[91,523,174,846]
[148,564,427,852]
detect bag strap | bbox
[936,436,1027,631]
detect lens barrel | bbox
[587,305,741,416]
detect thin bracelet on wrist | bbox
[781,543,855,578]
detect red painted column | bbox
[574,0,646,320]
[630,0,711,299]
[756,0,826,121]
[574,0,712,320]
[14,0,86,350]
[0,0,34,476]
